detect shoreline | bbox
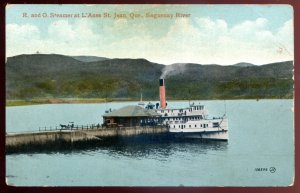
[5,98,135,107]
[6,96,293,107]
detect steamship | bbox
[143,79,229,141]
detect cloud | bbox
[275,19,293,56]
[6,17,293,65]
[7,23,40,39]
[100,17,293,65]
[48,20,76,41]
[195,17,228,36]
[151,17,294,65]
[6,23,41,56]
[6,20,105,57]
[47,20,103,50]
[103,18,150,41]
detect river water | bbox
[5,99,294,186]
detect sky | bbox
[6,4,293,65]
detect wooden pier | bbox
[6,126,168,153]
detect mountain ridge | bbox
[6,54,293,100]
[71,55,109,62]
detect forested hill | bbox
[6,54,293,100]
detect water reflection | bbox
[67,137,228,161]
[8,136,228,162]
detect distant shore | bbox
[6,96,293,107]
[5,98,136,107]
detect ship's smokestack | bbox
[159,79,166,109]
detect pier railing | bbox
[4,124,166,135]
[38,124,102,132]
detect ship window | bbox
[201,124,202,127]
[174,125,175,128]
[189,125,191,128]
[213,122,219,128]
[195,124,197,127]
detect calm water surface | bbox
[6,100,294,186]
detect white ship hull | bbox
[169,129,228,141]
[166,117,229,141]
